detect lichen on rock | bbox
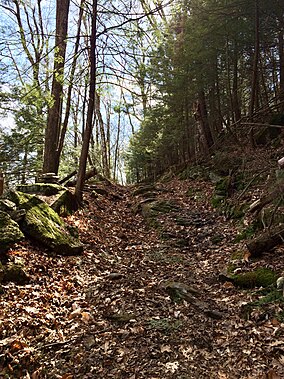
[0,210,24,253]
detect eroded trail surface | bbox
[1,178,284,378]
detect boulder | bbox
[0,199,26,222]
[16,183,62,196]
[0,261,29,284]
[8,191,83,255]
[16,184,78,215]
[0,211,24,253]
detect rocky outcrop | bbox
[0,211,24,254]
[6,191,83,255]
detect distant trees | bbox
[126,0,284,182]
[0,0,171,188]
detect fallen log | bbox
[246,225,284,256]
[59,170,77,185]
[66,167,97,187]
[248,182,284,214]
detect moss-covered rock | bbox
[141,200,179,228]
[233,268,277,289]
[0,199,17,213]
[132,185,157,196]
[1,262,30,284]
[211,176,232,209]
[16,183,63,196]
[8,191,83,255]
[0,211,24,253]
[50,189,78,215]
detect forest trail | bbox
[1,177,284,378]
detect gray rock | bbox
[0,211,24,253]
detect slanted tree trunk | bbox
[75,0,98,203]
[43,0,70,175]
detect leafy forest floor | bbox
[1,154,284,378]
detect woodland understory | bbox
[1,144,284,379]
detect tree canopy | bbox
[0,0,283,188]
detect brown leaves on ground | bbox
[1,178,284,378]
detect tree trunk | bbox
[247,225,284,257]
[279,24,284,113]
[56,0,84,173]
[195,90,214,155]
[75,0,98,203]
[232,41,241,122]
[248,0,260,146]
[0,173,4,196]
[43,0,70,175]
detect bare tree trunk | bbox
[56,0,84,173]
[43,0,70,175]
[75,0,98,203]
[195,90,214,155]
[249,0,260,147]
[0,173,4,196]
[95,94,110,178]
[232,41,241,122]
[279,24,284,113]
[113,106,121,181]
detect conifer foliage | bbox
[126,0,284,182]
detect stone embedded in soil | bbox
[0,210,24,253]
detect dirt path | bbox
[1,178,284,378]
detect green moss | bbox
[224,203,248,219]
[8,191,82,255]
[211,195,225,208]
[256,289,283,305]
[233,268,277,289]
[141,200,179,228]
[241,288,284,321]
[234,222,260,242]
[147,318,182,332]
[230,251,244,260]
[215,177,231,196]
[0,211,24,252]
[3,263,29,284]
[16,183,63,196]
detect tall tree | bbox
[75,0,98,202]
[42,0,70,175]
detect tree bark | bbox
[195,90,214,155]
[75,0,98,203]
[246,225,284,257]
[43,0,70,175]
[279,23,284,113]
[0,173,4,196]
[248,0,260,146]
[56,0,84,173]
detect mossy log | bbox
[246,225,284,256]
